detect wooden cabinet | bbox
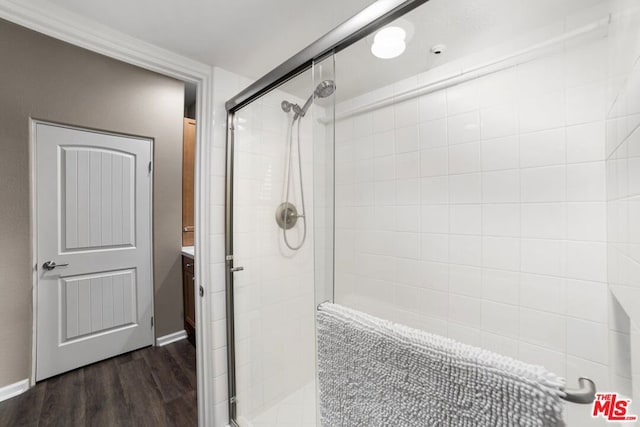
[182,256,196,345]
[182,118,196,246]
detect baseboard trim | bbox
[156,330,187,347]
[0,379,29,402]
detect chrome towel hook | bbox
[561,377,596,404]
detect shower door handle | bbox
[230,266,244,272]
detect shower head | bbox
[314,80,336,98]
[296,80,336,118]
[280,80,336,118]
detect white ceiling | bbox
[22,0,374,80]
[22,0,612,102]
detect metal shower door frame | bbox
[224,1,430,425]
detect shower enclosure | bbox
[226,63,335,426]
[225,0,640,425]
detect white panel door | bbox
[35,122,153,381]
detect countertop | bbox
[181,246,195,259]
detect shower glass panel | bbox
[312,53,336,309]
[232,60,334,426]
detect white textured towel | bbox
[316,303,565,427]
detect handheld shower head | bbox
[314,80,336,98]
[297,80,336,118]
[280,80,336,118]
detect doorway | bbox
[0,12,212,424]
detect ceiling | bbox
[22,0,374,80]
[22,0,612,102]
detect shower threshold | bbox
[239,381,317,427]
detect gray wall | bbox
[0,18,185,387]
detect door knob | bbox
[42,261,69,271]
[230,266,244,272]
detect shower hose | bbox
[282,115,307,250]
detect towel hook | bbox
[561,377,596,404]
[317,300,330,311]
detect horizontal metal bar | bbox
[561,377,596,404]
[224,0,430,112]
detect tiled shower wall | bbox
[232,86,317,423]
[207,5,640,426]
[333,32,615,423]
[210,67,319,426]
[210,67,243,426]
[606,0,640,404]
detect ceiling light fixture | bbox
[371,26,406,59]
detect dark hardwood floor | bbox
[0,340,197,427]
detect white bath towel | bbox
[316,303,565,427]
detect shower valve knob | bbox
[275,202,299,230]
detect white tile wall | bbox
[210,68,319,426]
[211,67,240,427]
[606,0,640,421]
[333,34,621,426]
[234,83,319,425]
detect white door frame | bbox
[0,1,215,425]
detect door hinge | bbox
[151,316,154,328]
[199,286,204,297]
[148,161,152,174]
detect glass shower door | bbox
[231,68,323,427]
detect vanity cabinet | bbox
[182,255,196,345]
